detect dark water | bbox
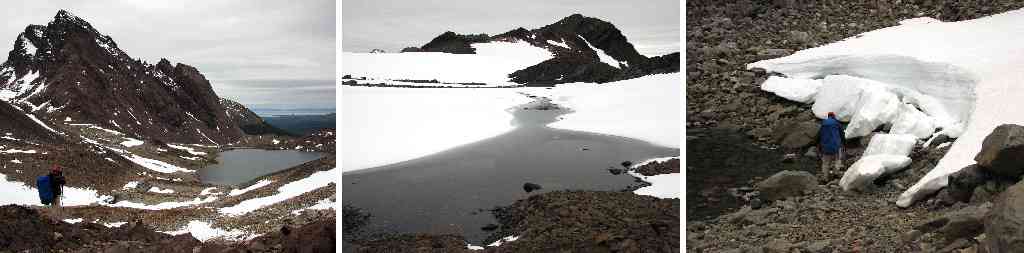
[342,97,679,244]
[200,149,323,185]
[686,128,820,221]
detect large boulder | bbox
[975,124,1024,178]
[756,170,818,201]
[947,165,988,203]
[773,121,820,149]
[985,181,1024,252]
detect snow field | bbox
[533,73,681,148]
[342,41,552,86]
[342,86,531,171]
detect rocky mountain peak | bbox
[0,10,247,144]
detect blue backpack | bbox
[37,175,53,205]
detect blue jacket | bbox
[819,117,844,155]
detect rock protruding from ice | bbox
[974,124,1024,178]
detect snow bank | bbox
[106,196,218,210]
[760,76,822,103]
[219,168,337,215]
[749,8,1024,206]
[200,187,219,195]
[290,198,334,215]
[123,154,193,173]
[64,218,83,224]
[342,41,552,86]
[342,86,531,171]
[487,235,520,247]
[1,149,37,154]
[228,179,272,196]
[167,144,207,155]
[533,73,681,148]
[103,221,127,228]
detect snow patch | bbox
[219,168,337,215]
[148,187,175,194]
[163,221,250,242]
[228,179,273,196]
[577,35,623,68]
[123,154,194,173]
[120,137,144,147]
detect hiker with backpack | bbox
[37,165,66,209]
[817,112,845,183]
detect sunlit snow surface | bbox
[534,73,680,149]
[341,41,553,86]
[748,9,1024,206]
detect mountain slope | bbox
[399,14,680,85]
[0,10,243,144]
[220,98,293,136]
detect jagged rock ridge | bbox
[400,14,680,84]
[0,10,246,144]
[219,98,293,136]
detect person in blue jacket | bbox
[817,112,845,181]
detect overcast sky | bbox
[0,0,335,110]
[342,0,680,57]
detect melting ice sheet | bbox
[748,9,1024,207]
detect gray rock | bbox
[522,183,542,193]
[984,181,1024,252]
[928,134,951,149]
[938,238,972,253]
[974,124,1024,178]
[902,229,924,242]
[803,239,832,253]
[763,239,792,253]
[804,147,818,158]
[757,170,818,201]
[788,31,813,45]
[773,121,820,149]
[948,165,987,203]
[937,202,992,240]
[758,48,793,57]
